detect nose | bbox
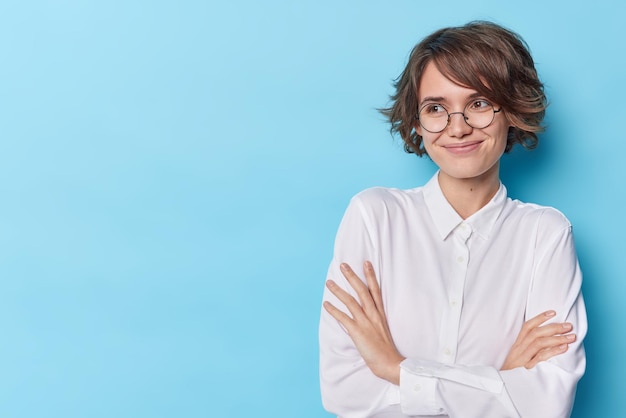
[447,111,473,137]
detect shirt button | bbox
[450,299,458,307]
[413,384,422,392]
[456,256,464,263]
[444,348,452,356]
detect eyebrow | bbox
[419,92,483,107]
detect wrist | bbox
[377,355,405,385]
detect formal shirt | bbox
[319,172,586,418]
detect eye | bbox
[422,103,447,115]
[468,99,492,111]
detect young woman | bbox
[319,21,586,418]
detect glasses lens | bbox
[418,100,497,133]
[464,100,495,129]
[418,104,448,133]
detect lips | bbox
[442,140,483,154]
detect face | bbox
[416,62,510,184]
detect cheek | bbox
[420,133,441,158]
[420,132,435,148]
[491,121,510,150]
[415,125,435,154]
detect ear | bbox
[414,119,423,137]
[503,111,516,130]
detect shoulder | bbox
[336,186,429,244]
[349,186,425,214]
[506,199,572,234]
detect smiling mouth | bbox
[442,141,483,154]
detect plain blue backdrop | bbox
[0,0,623,417]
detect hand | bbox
[501,310,576,371]
[323,261,405,385]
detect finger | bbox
[508,328,575,368]
[515,323,573,359]
[326,280,366,321]
[542,332,577,348]
[517,310,557,340]
[526,342,570,369]
[363,261,385,315]
[522,310,557,331]
[340,263,378,314]
[529,322,573,340]
[516,331,575,369]
[323,300,356,333]
[527,332,577,354]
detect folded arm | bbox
[322,257,584,417]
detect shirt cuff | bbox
[399,359,446,416]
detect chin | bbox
[439,163,497,181]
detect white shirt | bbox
[319,173,586,418]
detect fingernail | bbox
[563,323,572,330]
[558,344,568,350]
[566,334,576,341]
[545,310,556,317]
[326,280,336,288]
[340,263,348,271]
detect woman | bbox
[319,21,586,418]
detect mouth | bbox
[442,140,483,154]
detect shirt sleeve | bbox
[499,214,587,418]
[320,201,586,418]
[399,213,586,418]
[319,195,400,417]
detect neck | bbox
[437,165,501,219]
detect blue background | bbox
[0,0,622,417]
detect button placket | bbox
[438,223,472,364]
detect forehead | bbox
[418,61,481,104]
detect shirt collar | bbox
[423,171,507,241]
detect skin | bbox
[323,62,576,386]
[417,61,509,218]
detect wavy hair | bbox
[380,21,547,156]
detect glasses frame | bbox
[417,101,502,134]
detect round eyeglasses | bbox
[417,99,502,133]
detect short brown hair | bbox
[380,21,547,156]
